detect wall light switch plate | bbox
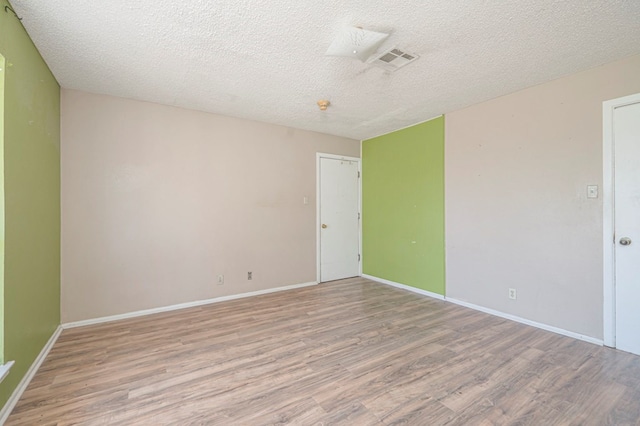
[587,185,598,199]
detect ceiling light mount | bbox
[317,100,330,111]
[326,26,390,62]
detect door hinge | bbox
[358,254,361,262]
[358,212,360,220]
[358,171,360,178]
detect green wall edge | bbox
[362,117,445,295]
[0,0,61,408]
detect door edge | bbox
[602,92,640,348]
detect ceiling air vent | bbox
[369,48,419,72]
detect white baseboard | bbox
[361,274,446,301]
[445,297,603,346]
[0,281,319,421]
[63,281,319,329]
[360,274,603,346]
[0,326,63,425]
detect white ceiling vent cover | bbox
[369,48,419,71]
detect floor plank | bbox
[7,277,640,425]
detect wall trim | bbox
[361,274,602,346]
[602,92,640,348]
[63,281,319,329]
[0,326,63,424]
[362,274,445,300]
[446,297,603,346]
[1,281,319,418]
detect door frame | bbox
[602,92,640,347]
[316,153,362,284]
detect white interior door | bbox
[319,156,360,282]
[614,100,640,355]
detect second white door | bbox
[614,100,640,355]
[319,156,360,282]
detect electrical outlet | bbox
[248,271,252,280]
[217,274,224,285]
[508,288,517,300]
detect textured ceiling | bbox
[11,0,640,140]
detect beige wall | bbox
[61,90,359,322]
[445,55,640,339]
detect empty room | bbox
[1,0,640,424]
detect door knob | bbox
[620,237,632,246]
[322,224,328,229]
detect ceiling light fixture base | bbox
[326,26,390,62]
[317,100,330,111]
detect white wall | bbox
[61,90,359,323]
[445,54,640,339]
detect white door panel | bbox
[319,157,359,282]
[614,101,640,355]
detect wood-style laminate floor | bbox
[8,278,640,425]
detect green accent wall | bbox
[0,0,61,408]
[0,53,5,365]
[362,117,445,294]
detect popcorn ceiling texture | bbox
[12,0,640,140]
